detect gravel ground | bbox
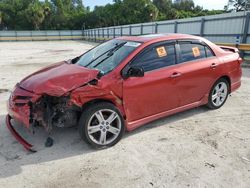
[0,41,250,188]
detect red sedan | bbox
[6,34,242,151]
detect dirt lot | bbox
[0,41,250,188]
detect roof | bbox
[117,33,201,43]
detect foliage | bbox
[25,1,45,30]
[225,0,250,12]
[0,0,226,30]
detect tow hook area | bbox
[45,137,54,147]
[6,115,37,153]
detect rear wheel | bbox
[78,102,125,149]
[207,78,229,109]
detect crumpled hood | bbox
[19,61,99,96]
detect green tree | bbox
[225,0,250,12]
[0,0,227,30]
[119,0,158,23]
[0,11,2,26]
[0,0,32,29]
[153,0,175,20]
[173,0,195,11]
[25,1,45,30]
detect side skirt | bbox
[126,98,208,132]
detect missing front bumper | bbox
[5,114,36,152]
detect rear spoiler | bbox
[218,45,239,53]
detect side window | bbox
[205,46,214,57]
[179,42,206,63]
[132,44,176,72]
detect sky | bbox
[84,0,229,10]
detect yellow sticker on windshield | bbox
[192,47,201,57]
[156,46,167,57]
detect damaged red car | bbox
[6,34,242,151]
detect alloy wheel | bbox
[211,82,228,107]
[87,109,122,145]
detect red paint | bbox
[7,85,41,128]
[6,34,242,146]
[20,62,99,96]
[6,115,36,152]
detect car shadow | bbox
[0,106,209,178]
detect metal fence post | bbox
[242,12,250,44]
[102,28,104,38]
[140,24,143,35]
[155,23,158,34]
[15,30,17,41]
[174,21,178,33]
[59,30,61,40]
[30,31,33,41]
[94,29,96,42]
[107,28,109,38]
[200,18,205,37]
[97,29,100,40]
[46,30,48,41]
[129,25,132,36]
[113,27,115,38]
[120,26,123,36]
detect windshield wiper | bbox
[93,42,127,68]
[85,42,127,68]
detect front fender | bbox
[70,84,125,117]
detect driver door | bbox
[122,41,181,123]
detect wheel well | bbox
[81,99,115,112]
[80,99,127,121]
[220,75,231,93]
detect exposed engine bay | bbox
[31,95,80,132]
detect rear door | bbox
[174,40,222,106]
[122,41,181,122]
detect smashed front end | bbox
[6,62,102,151]
[5,60,124,151]
[6,84,81,151]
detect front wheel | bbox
[207,78,229,109]
[78,102,125,149]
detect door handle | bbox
[170,72,182,78]
[210,63,217,69]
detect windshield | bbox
[76,39,141,74]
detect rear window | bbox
[179,43,206,62]
[179,42,214,63]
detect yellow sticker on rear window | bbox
[192,47,201,57]
[156,46,167,57]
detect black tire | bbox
[78,102,125,149]
[207,78,229,109]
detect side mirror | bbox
[123,66,144,79]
